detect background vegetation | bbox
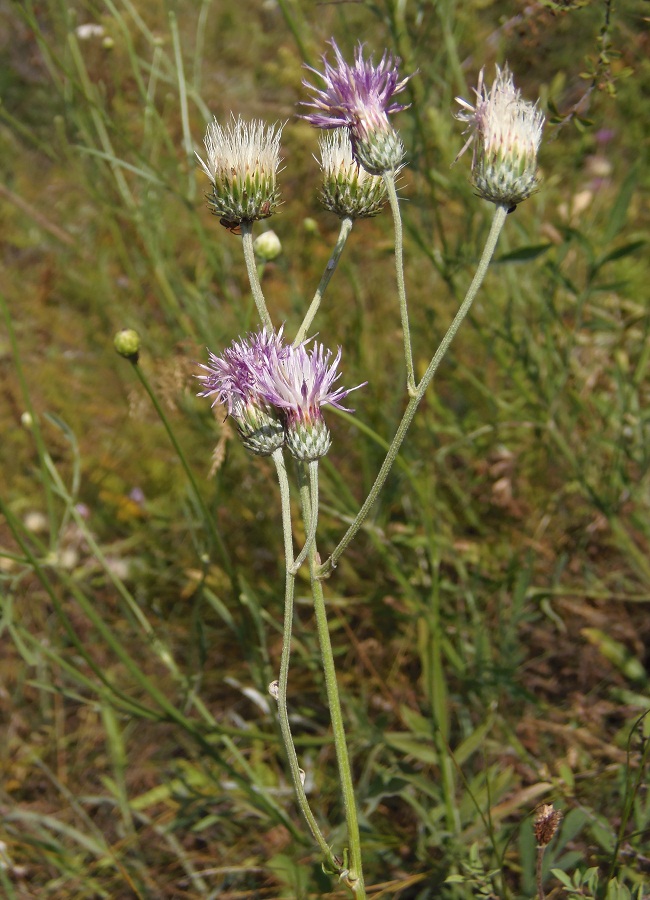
[1,0,649,897]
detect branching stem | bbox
[319,203,509,577]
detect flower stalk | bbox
[294,216,354,346]
[272,449,338,869]
[383,172,415,394]
[300,466,366,898]
[318,203,509,577]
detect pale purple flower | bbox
[301,39,412,175]
[455,65,544,207]
[257,341,365,461]
[199,331,365,461]
[198,329,287,456]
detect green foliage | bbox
[1,0,649,897]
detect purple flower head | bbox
[258,341,365,461]
[301,39,412,175]
[198,328,287,456]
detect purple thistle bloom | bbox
[198,329,287,456]
[301,39,412,175]
[257,341,365,461]
[199,330,365,461]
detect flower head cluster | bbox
[455,65,544,208]
[196,115,283,227]
[301,39,411,176]
[318,129,387,219]
[199,330,364,461]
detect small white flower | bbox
[75,23,105,40]
[455,65,544,207]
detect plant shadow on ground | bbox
[1,0,649,897]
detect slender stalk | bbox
[307,547,366,897]
[299,468,365,897]
[271,450,338,870]
[290,460,319,574]
[536,843,547,900]
[294,217,354,346]
[241,222,273,331]
[384,172,415,395]
[128,361,236,588]
[319,204,509,577]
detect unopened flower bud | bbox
[254,230,282,262]
[114,328,141,363]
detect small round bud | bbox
[253,230,282,262]
[102,36,115,50]
[21,411,34,429]
[114,328,141,362]
[303,217,319,235]
[268,680,279,700]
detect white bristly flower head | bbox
[318,129,387,219]
[196,115,283,227]
[455,65,544,208]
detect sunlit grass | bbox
[1,0,649,897]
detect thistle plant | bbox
[195,47,544,899]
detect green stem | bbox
[319,204,509,577]
[241,222,273,331]
[299,472,365,897]
[294,217,354,346]
[272,451,339,869]
[290,460,319,574]
[307,550,366,897]
[384,173,415,394]
[129,361,236,588]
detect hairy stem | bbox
[294,217,354,345]
[319,203,509,577]
[241,222,273,331]
[384,172,415,394]
[272,450,339,870]
[299,468,366,898]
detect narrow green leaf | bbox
[603,165,638,244]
